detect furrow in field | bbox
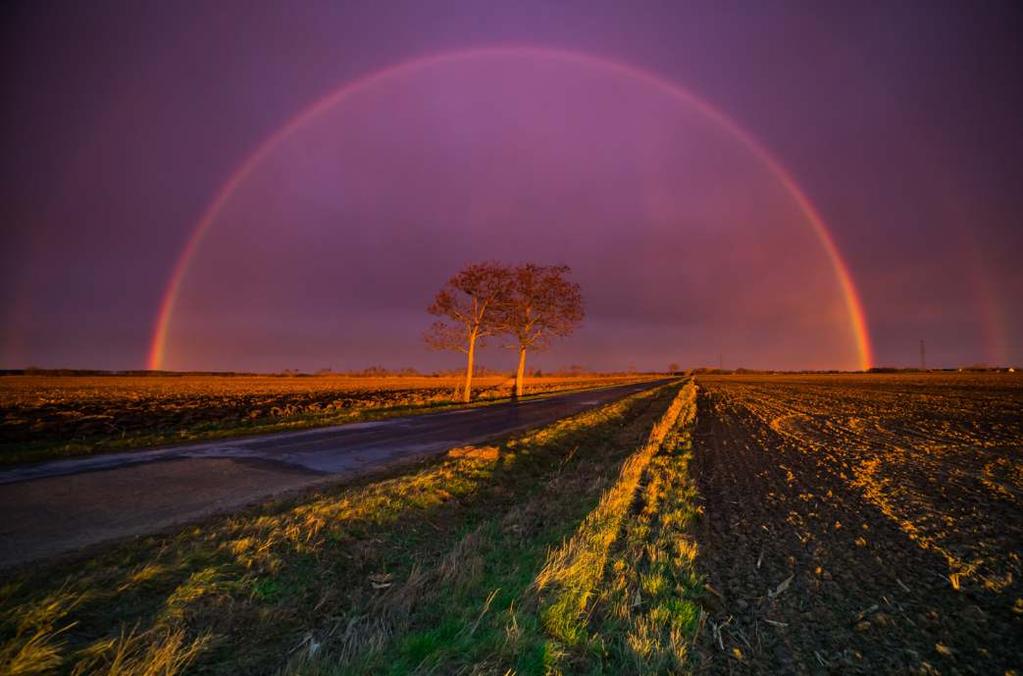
[692,376,1022,674]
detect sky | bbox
[2,0,1021,372]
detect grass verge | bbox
[312,380,703,675]
[0,381,680,674]
[533,379,703,672]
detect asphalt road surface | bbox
[0,379,668,568]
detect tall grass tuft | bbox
[0,585,88,675]
[70,625,211,676]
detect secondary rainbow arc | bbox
[147,46,874,371]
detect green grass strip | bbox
[533,380,698,671]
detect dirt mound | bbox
[446,445,500,460]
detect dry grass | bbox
[0,381,677,675]
[69,626,212,676]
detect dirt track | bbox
[691,375,1022,673]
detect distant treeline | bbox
[7,365,1014,378]
[866,366,1018,373]
[690,366,1019,375]
[3,368,268,377]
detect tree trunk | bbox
[463,332,477,403]
[514,345,527,397]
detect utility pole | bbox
[920,340,926,371]
[718,353,723,371]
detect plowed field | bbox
[692,374,1022,673]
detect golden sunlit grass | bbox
[0,585,85,675]
[70,626,212,676]
[0,380,689,674]
[0,372,655,465]
[535,380,702,671]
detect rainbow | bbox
[147,46,873,371]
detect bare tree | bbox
[424,262,510,403]
[496,264,584,397]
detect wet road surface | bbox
[0,379,667,567]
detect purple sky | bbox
[2,1,1022,372]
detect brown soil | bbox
[691,375,1022,674]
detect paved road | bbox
[0,379,667,568]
